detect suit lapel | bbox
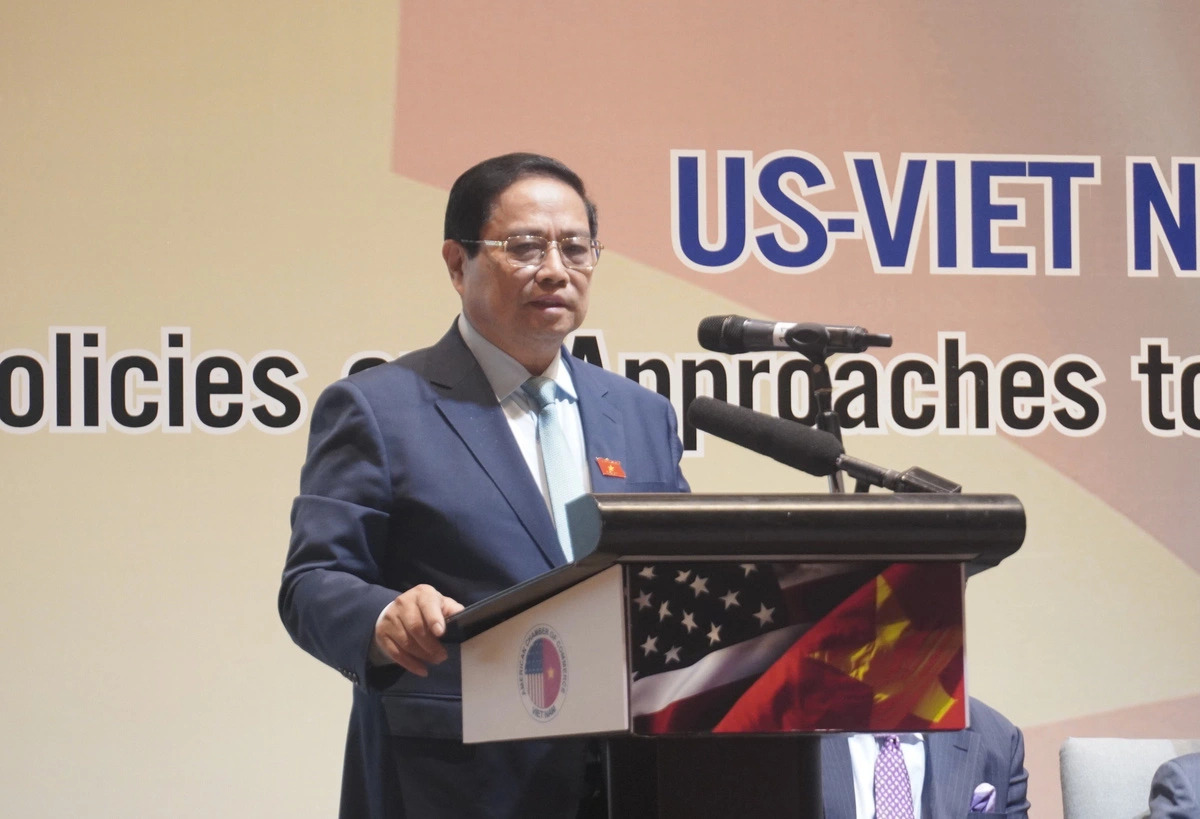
[820,735,858,819]
[926,728,980,817]
[424,326,565,568]
[567,355,629,496]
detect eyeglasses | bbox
[457,235,603,272]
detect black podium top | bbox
[443,492,1024,641]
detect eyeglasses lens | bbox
[504,236,598,270]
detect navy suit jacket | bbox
[1150,752,1200,819]
[820,698,1030,818]
[279,324,689,818]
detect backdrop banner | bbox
[3,2,1198,816]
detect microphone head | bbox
[686,397,843,477]
[697,315,748,353]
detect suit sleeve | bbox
[1149,757,1200,819]
[278,379,401,689]
[662,390,690,493]
[1002,721,1031,817]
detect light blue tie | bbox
[522,376,585,562]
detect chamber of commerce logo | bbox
[518,624,567,721]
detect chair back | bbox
[1060,737,1200,818]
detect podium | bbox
[445,492,1025,818]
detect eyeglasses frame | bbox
[455,235,604,272]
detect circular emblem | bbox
[517,624,567,721]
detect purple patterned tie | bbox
[874,735,915,819]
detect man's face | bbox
[444,175,593,373]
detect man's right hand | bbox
[369,584,465,676]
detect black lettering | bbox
[999,360,1045,431]
[1053,361,1102,431]
[1135,343,1175,432]
[252,356,303,429]
[944,337,989,430]
[833,360,879,429]
[194,356,243,428]
[83,332,100,428]
[777,359,817,425]
[682,358,729,450]
[737,359,771,409]
[1181,362,1200,431]
[889,360,936,430]
[624,358,672,399]
[167,333,186,428]
[570,334,604,368]
[0,355,44,428]
[347,356,387,375]
[109,355,158,428]
[56,332,71,426]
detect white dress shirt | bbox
[846,732,926,818]
[457,314,592,516]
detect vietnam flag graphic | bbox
[714,562,965,733]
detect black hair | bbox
[443,153,598,256]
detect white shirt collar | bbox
[456,313,578,404]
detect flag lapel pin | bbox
[596,457,626,478]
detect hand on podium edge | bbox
[370,584,465,676]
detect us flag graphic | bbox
[627,561,874,733]
[627,561,965,734]
[523,636,563,709]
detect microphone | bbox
[687,397,961,493]
[686,397,843,477]
[834,455,962,494]
[697,314,893,355]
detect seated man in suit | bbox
[1150,752,1200,819]
[279,153,689,818]
[820,697,1030,818]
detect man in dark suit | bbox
[279,153,689,818]
[1150,752,1200,819]
[820,697,1030,818]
